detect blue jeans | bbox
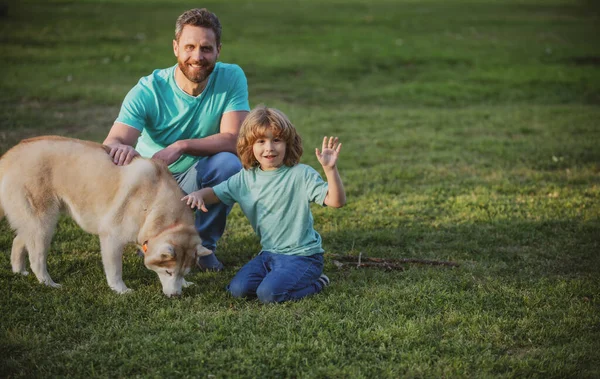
[227,251,325,304]
[174,152,242,252]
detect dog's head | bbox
[141,225,211,297]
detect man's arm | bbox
[103,122,141,165]
[179,110,248,155]
[153,110,248,164]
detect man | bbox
[103,8,250,271]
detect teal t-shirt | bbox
[115,62,250,173]
[213,164,329,256]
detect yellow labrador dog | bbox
[0,136,210,296]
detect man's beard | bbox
[178,60,216,84]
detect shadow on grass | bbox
[318,218,599,279]
[1,215,598,296]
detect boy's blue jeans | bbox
[227,251,325,304]
[174,152,242,252]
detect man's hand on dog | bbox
[108,144,140,166]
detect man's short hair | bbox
[175,8,222,46]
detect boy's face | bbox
[253,130,286,171]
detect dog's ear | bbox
[160,245,176,261]
[196,244,212,258]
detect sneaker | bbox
[196,252,224,272]
[318,274,330,288]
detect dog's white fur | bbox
[0,136,210,296]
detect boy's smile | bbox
[253,130,286,171]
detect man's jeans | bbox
[174,152,242,252]
[227,251,325,304]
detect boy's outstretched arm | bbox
[181,188,221,212]
[316,136,346,208]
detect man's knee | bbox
[213,152,242,176]
[205,152,242,184]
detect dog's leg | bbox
[8,190,60,287]
[11,234,29,276]
[100,235,131,294]
[25,225,60,288]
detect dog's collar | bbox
[140,223,181,255]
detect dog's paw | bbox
[110,283,133,294]
[182,279,195,288]
[13,270,29,276]
[45,281,62,288]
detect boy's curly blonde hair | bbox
[237,106,303,169]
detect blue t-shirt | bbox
[115,62,250,173]
[213,164,329,256]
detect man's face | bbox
[173,25,221,84]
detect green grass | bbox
[1,0,599,377]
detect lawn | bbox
[1,0,599,377]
